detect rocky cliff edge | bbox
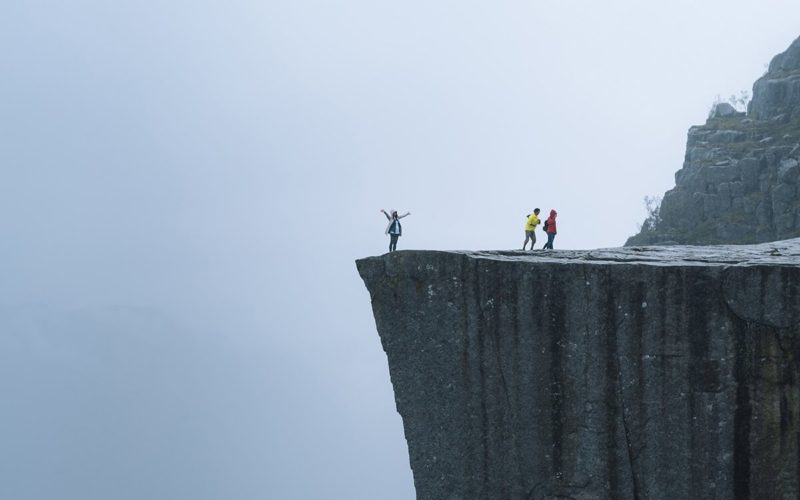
[357,239,800,499]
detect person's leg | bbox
[523,231,531,250]
[545,232,555,249]
[531,232,536,250]
[390,234,398,251]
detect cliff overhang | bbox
[358,240,800,499]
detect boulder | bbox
[709,102,739,118]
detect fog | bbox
[2,1,799,499]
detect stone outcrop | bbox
[709,102,741,119]
[751,36,800,122]
[627,36,800,246]
[357,241,800,499]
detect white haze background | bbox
[2,1,799,499]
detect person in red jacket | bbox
[542,209,558,249]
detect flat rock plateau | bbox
[357,239,800,499]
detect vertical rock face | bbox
[751,36,800,122]
[357,242,800,500]
[627,36,800,246]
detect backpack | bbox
[543,220,549,232]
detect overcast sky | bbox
[2,1,800,499]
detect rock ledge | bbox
[358,240,800,499]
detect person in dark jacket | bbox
[542,209,557,249]
[380,209,411,252]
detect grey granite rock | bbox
[710,102,740,119]
[628,36,800,247]
[357,241,800,499]
[750,37,800,121]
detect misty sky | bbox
[2,2,800,499]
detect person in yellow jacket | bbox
[522,208,541,250]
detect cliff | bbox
[627,36,800,246]
[357,241,800,499]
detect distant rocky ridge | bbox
[357,243,800,499]
[627,36,800,246]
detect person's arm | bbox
[398,212,411,219]
[380,209,391,220]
